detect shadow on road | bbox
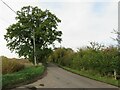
[47,63,58,67]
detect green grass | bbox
[2,65,45,88]
[59,65,119,87]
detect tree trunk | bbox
[114,69,117,80]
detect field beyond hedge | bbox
[2,56,33,74]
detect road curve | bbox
[15,63,118,89]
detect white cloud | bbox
[56,2,118,50]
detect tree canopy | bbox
[4,6,62,64]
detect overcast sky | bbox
[0,0,119,58]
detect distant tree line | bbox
[48,42,120,80]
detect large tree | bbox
[4,6,62,65]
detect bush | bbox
[50,43,119,79]
[2,56,25,74]
[49,48,74,66]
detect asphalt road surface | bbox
[15,63,118,89]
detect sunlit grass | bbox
[2,65,45,88]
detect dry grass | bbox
[1,56,33,74]
[11,58,34,67]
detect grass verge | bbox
[59,65,119,87]
[2,65,45,89]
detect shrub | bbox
[49,48,74,66]
[50,43,119,79]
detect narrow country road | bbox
[15,63,118,89]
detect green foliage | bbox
[36,48,52,65]
[75,45,119,77]
[50,42,119,79]
[2,56,25,74]
[49,48,74,67]
[87,41,104,51]
[4,6,62,64]
[2,65,45,88]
